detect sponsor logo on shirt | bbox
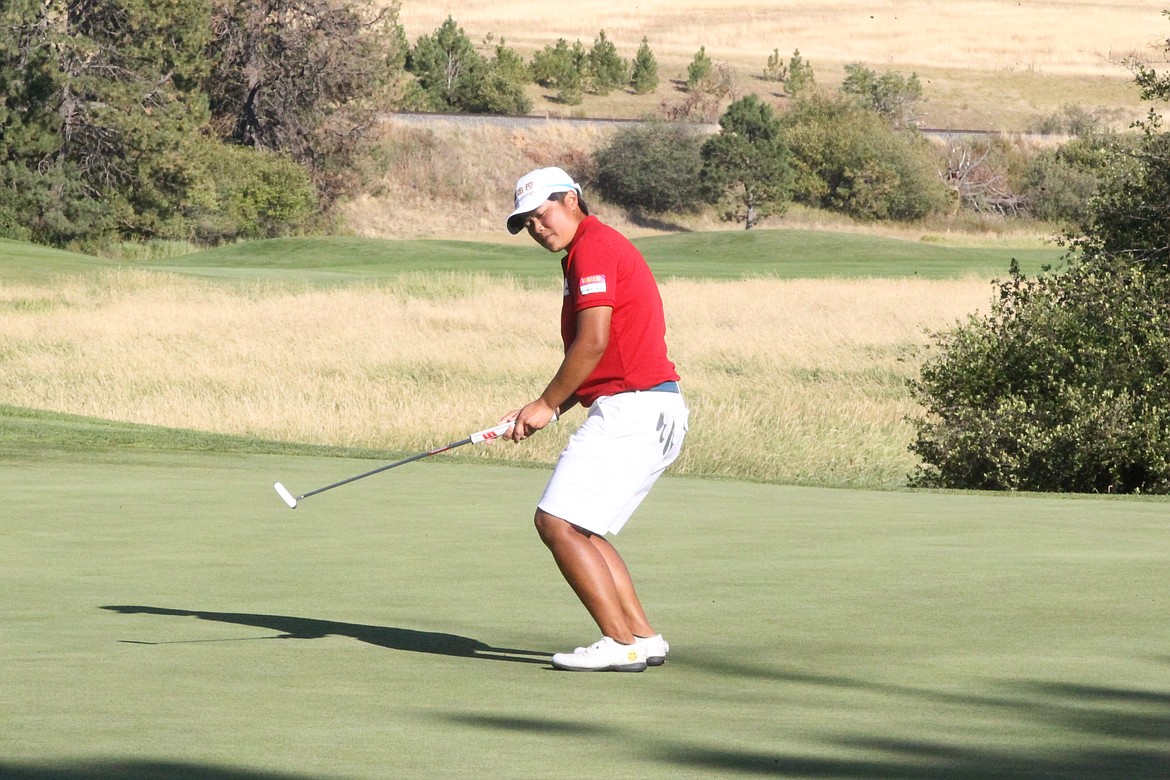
[579,274,607,296]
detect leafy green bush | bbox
[910,260,1170,493]
[0,137,317,248]
[1028,104,1105,136]
[181,140,318,244]
[591,123,706,215]
[1020,154,1096,224]
[1076,130,1170,276]
[779,94,950,221]
[911,87,1170,493]
[840,63,923,128]
[1021,135,1126,225]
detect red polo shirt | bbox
[560,216,679,407]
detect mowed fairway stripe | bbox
[3,452,1168,778]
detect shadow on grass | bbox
[446,713,613,736]
[626,211,694,233]
[101,605,548,665]
[661,742,1170,779]
[442,674,1170,779]
[0,761,329,779]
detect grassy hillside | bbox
[0,238,118,282]
[347,3,1166,245]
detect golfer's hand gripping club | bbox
[505,403,560,442]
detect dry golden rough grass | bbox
[0,270,992,487]
[346,120,735,241]
[344,120,622,241]
[394,0,1166,75]
[385,0,1164,129]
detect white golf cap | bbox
[506,166,581,234]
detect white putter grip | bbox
[469,410,558,444]
[470,422,514,444]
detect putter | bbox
[273,420,518,509]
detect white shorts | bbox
[538,388,689,535]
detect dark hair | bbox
[549,190,589,216]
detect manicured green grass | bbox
[3,237,1161,778]
[0,405,394,462]
[0,231,1060,286]
[144,236,543,283]
[634,229,1063,280]
[2,414,1167,779]
[150,232,1062,282]
[0,237,120,282]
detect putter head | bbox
[273,482,298,509]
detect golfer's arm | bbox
[539,305,611,412]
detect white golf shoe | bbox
[635,633,669,666]
[552,637,647,672]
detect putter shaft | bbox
[273,420,514,508]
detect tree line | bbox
[0,2,687,248]
[2,0,1136,250]
[1,0,411,248]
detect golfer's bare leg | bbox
[588,534,655,638]
[534,509,636,643]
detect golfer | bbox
[501,166,688,672]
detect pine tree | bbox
[686,46,713,92]
[461,39,533,115]
[629,37,658,95]
[588,30,627,95]
[1,0,214,242]
[408,17,484,111]
[784,49,816,96]
[531,38,586,104]
[700,95,794,229]
[560,41,588,105]
[763,48,787,82]
[66,0,214,235]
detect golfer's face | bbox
[524,195,578,252]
